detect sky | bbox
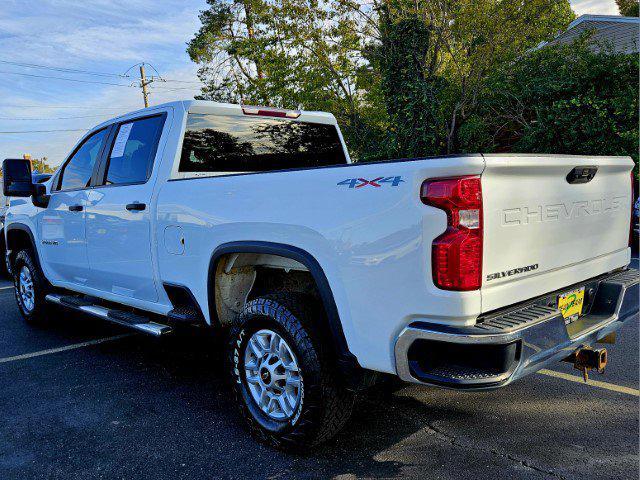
[0,0,621,168]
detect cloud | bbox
[0,1,203,65]
[570,0,620,15]
[0,61,203,166]
[0,0,207,165]
[49,11,200,62]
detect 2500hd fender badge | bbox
[338,176,404,189]
[486,263,538,282]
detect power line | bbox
[0,114,112,120]
[0,59,129,78]
[0,128,89,134]
[1,58,202,89]
[1,59,203,108]
[0,61,198,106]
[150,86,199,92]
[123,62,162,78]
[0,104,124,110]
[156,79,203,85]
[0,70,136,87]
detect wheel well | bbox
[6,227,36,267]
[208,242,361,382]
[213,252,318,327]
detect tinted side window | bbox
[59,128,108,191]
[178,114,347,174]
[104,115,165,185]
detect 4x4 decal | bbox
[337,176,404,189]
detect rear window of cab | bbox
[178,114,347,174]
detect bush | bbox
[479,40,639,171]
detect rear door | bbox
[39,127,110,285]
[481,154,633,312]
[84,113,166,302]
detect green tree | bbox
[414,0,574,153]
[365,8,447,158]
[616,0,639,16]
[32,157,54,174]
[363,0,574,156]
[187,0,638,179]
[187,0,381,160]
[477,40,639,169]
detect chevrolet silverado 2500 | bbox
[3,100,638,450]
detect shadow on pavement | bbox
[0,289,638,479]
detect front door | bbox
[84,114,166,303]
[39,128,110,285]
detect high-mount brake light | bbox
[241,105,301,119]
[421,176,483,291]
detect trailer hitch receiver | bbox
[562,346,607,382]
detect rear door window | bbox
[103,115,165,185]
[178,114,347,174]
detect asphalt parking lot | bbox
[0,261,638,480]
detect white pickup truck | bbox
[3,101,638,450]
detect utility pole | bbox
[139,64,151,108]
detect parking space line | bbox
[0,334,134,365]
[538,369,640,397]
[0,286,14,290]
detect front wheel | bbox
[13,249,52,324]
[0,236,8,278]
[227,295,354,451]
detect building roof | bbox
[543,15,639,54]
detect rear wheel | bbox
[243,328,303,421]
[13,249,52,324]
[227,294,354,451]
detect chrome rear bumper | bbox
[394,268,639,389]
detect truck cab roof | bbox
[92,100,338,133]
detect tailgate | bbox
[481,154,633,312]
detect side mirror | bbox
[2,159,34,198]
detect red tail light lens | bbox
[421,176,483,291]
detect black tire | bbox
[227,294,354,451]
[13,249,52,324]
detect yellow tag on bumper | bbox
[558,287,585,322]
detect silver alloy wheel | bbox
[18,266,35,313]
[244,329,302,421]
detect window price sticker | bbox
[111,123,133,158]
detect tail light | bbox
[421,176,483,291]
